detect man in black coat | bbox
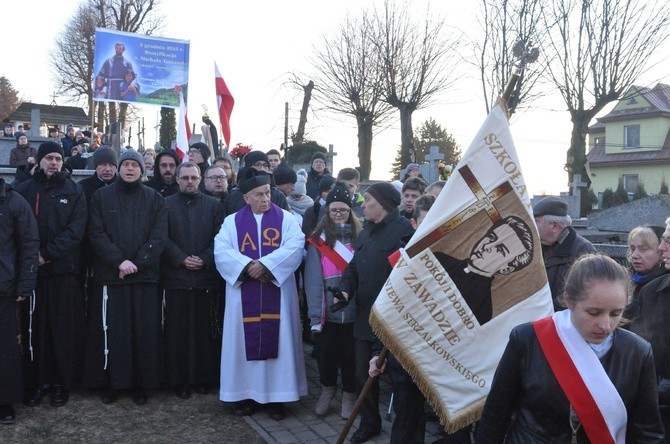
[146,149,180,198]
[0,178,39,425]
[15,142,88,408]
[162,161,225,399]
[532,196,595,310]
[339,182,414,443]
[224,150,289,216]
[80,146,118,206]
[83,149,167,406]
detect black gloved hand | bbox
[328,286,349,313]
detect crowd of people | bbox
[1,140,669,443]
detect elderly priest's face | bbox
[244,184,271,214]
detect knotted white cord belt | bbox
[161,289,166,331]
[102,285,109,370]
[28,290,36,361]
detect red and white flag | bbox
[215,62,235,150]
[175,89,191,160]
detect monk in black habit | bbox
[83,149,167,405]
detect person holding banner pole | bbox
[305,183,362,419]
[476,254,664,443]
[339,182,414,443]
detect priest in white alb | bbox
[214,168,307,421]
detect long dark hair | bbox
[312,204,362,248]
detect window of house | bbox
[594,136,605,148]
[624,125,640,148]
[622,174,638,194]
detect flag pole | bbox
[336,347,389,444]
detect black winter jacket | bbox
[629,274,670,383]
[15,170,87,276]
[476,323,665,443]
[161,191,224,290]
[543,226,596,309]
[0,179,39,298]
[88,180,167,285]
[339,209,414,341]
[80,172,118,207]
[305,167,330,200]
[146,174,179,198]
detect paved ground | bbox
[239,343,444,443]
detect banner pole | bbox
[336,347,389,444]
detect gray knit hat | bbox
[118,149,145,174]
[93,146,118,168]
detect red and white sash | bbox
[307,233,353,273]
[533,310,627,443]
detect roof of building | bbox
[588,84,670,132]
[587,129,670,167]
[3,102,90,127]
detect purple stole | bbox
[235,204,284,360]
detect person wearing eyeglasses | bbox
[161,161,225,399]
[532,196,595,311]
[187,143,211,177]
[146,149,181,198]
[203,165,229,203]
[305,183,362,419]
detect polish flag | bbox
[215,62,235,150]
[175,89,191,160]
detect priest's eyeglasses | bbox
[661,236,670,246]
[206,175,227,181]
[329,208,351,215]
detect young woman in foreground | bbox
[476,254,665,443]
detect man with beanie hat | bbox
[80,146,119,206]
[214,167,306,421]
[147,149,180,198]
[306,151,330,200]
[83,144,167,406]
[15,141,88,408]
[243,150,270,171]
[337,181,413,443]
[188,142,211,175]
[273,163,298,197]
[224,151,289,216]
[532,196,595,308]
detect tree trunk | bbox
[399,104,415,165]
[96,102,106,132]
[566,111,595,194]
[356,114,374,180]
[294,80,314,144]
[118,103,129,137]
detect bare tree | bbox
[50,3,99,122]
[475,0,547,114]
[50,0,163,133]
[285,76,314,145]
[373,0,460,169]
[543,0,670,193]
[310,11,394,179]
